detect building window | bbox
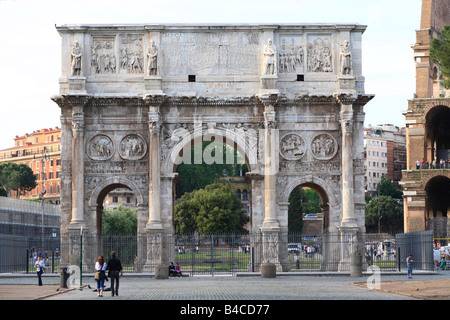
[236,189,241,200]
[127,197,131,204]
[113,196,118,203]
[242,190,248,201]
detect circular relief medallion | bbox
[310,133,338,160]
[280,133,306,160]
[119,134,147,160]
[87,134,114,160]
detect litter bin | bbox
[59,265,70,288]
[350,252,362,277]
[261,262,276,278]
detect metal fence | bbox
[1,231,436,275]
[0,197,60,237]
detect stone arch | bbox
[278,175,340,233]
[88,177,146,235]
[159,125,260,233]
[161,126,259,176]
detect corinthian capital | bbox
[72,113,85,134]
[148,109,161,134]
[340,117,353,134]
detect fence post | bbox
[26,248,29,274]
[80,232,83,286]
[397,246,401,271]
[211,234,214,277]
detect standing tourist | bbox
[406,254,414,279]
[95,255,107,297]
[35,255,45,286]
[107,251,123,297]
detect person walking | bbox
[107,251,123,297]
[406,254,414,279]
[34,254,45,286]
[95,255,107,297]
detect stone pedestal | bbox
[143,229,165,272]
[144,76,163,94]
[338,227,363,272]
[68,77,87,94]
[336,75,356,93]
[260,75,278,92]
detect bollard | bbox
[59,265,70,288]
[154,264,169,279]
[350,252,362,277]
[260,262,276,278]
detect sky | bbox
[0,0,422,150]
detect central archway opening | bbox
[168,133,254,275]
[172,134,252,235]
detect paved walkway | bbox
[1,271,449,301]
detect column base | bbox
[146,221,164,230]
[68,221,87,232]
[339,218,358,229]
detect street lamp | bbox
[40,147,49,250]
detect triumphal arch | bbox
[52,24,373,271]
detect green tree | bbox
[365,195,403,233]
[288,187,306,233]
[377,175,402,199]
[288,187,322,233]
[430,25,450,89]
[102,205,138,235]
[174,182,248,234]
[0,162,37,197]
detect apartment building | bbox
[0,128,62,203]
[364,124,406,196]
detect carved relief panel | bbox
[310,133,338,160]
[119,34,144,74]
[119,134,147,160]
[86,134,114,160]
[91,36,117,74]
[307,35,333,73]
[279,133,306,160]
[278,36,305,74]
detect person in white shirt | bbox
[95,255,107,297]
[34,255,45,286]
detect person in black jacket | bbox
[107,251,123,296]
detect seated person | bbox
[168,262,176,277]
[175,263,182,277]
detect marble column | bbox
[147,106,163,230]
[337,94,357,228]
[261,103,280,231]
[67,96,90,229]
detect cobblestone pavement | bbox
[1,271,449,301]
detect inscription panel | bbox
[160,32,261,76]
